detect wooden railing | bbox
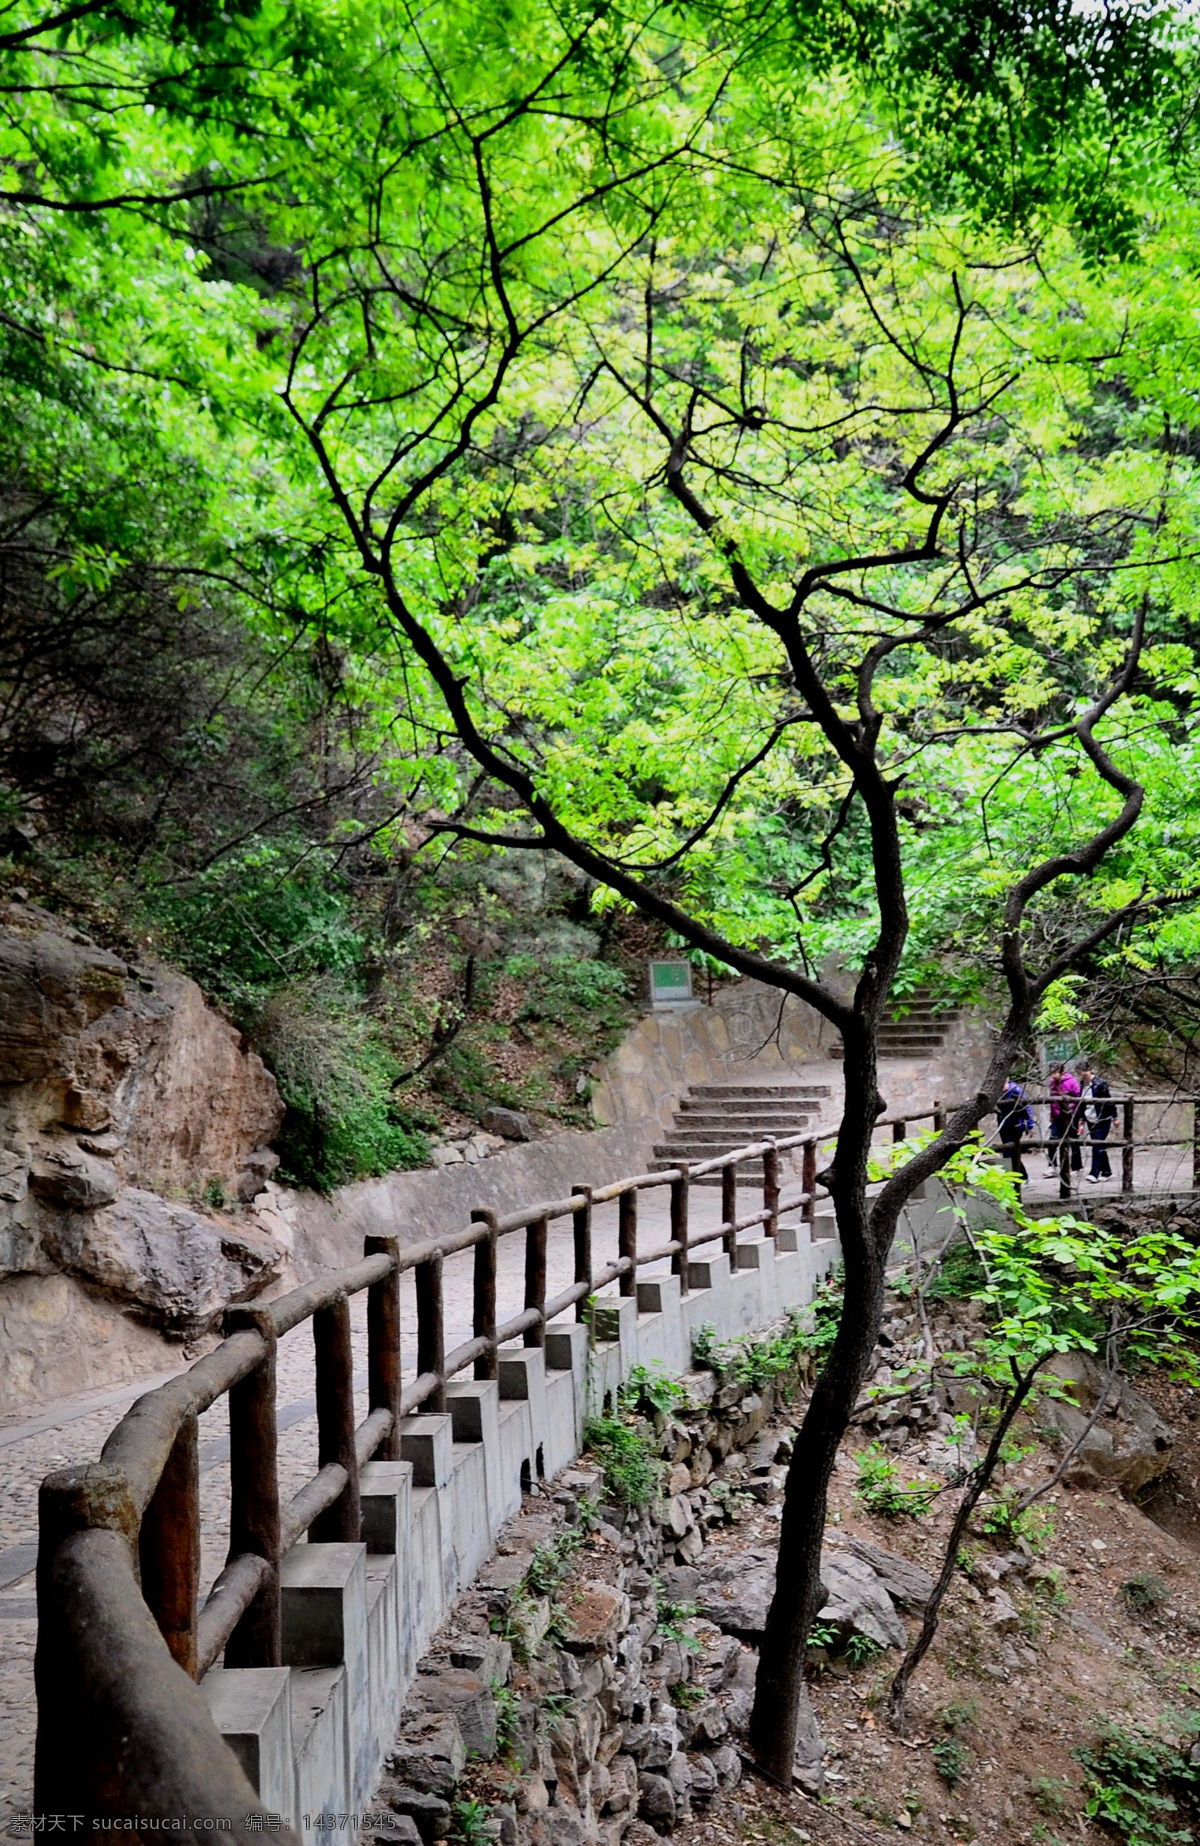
[34,1087,1198,1826]
[882,1092,1200,1201]
[34,1127,826,1825]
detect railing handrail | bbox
[36,1118,829,1830]
[96,1129,817,1515]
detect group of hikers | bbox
[995,1064,1119,1185]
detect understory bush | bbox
[255,981,431,1190]
[854,1443,937,1519]
[583,1412,661,1508]
[692,1277,843,1389]
[1077,1721,1200,1846]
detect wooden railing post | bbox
[416,1252,446,1412]
[933,1099,945,1134]
[618,1188,637,1297]
[35,1461,144,1812]
[893,1119,906,1145]
[365,1235,401,1461]
[572,1184,593,1323]
[525,1213,548,1348]
[670,1166,690,1294]
[311,1291,361,1542]
[472,1208,499,1378]
[722,1161,737,1265]
[762,1141,779,1238]
[1122,1098,1135,1194]
[1059,1131,1072,1202]
[802,1138,817,1226]
[223,1305,281,1667]
[139,1412,199,1677]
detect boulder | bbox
[636,1772,676,1831]
[793,1683,827,1796]
[409,1669,497,1758]
[693,1542,907,1650]
[378,1786,451,1842]
[0,903,287,1356]
[818,1550,908,1651]
[39,1190,284,1338]
[1041,1353,1173,1492]
[387,1713,466,1796]
[368,1825,421,1846]
[481,1106,533,1141]
[562,1583,630,1653]
[29,1139,119,1210]
[0,904,281,1201]
[829,1534,934,1612]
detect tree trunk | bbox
[749,1030,891,1779]
[887,1362,1040,1725]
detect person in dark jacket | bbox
[1084,1073,1117,1182]
[997,1077,1034,1182]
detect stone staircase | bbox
[876,988,961,1060]
[650,1079,833,1185]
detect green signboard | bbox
[648,960,693,1006]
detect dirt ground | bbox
[676,1383,1200,1846]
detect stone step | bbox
[687,1082,832,1100]
[878,1034,946,1050]
[676,1107,816,1128]
[655,1129,811,1148]
[680,1095,822,1112]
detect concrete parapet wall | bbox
[288,1122,655,1274]
[200,1220,841,1826]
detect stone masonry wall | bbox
[590,982,835,1135]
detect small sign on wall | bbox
[648,960,694,1008]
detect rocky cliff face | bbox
[0,898,288,1354]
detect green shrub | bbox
[854,1443,936,1519]
[1028,1774,1074,1818]
[927,1238,988,1301]
[583,1413,661,1508]
[619,1363,688,1417]
[655,1587,700,1649]
[524,1528,584,1597]
[1077,1721,1200,1846]
[507,953,630,1039]
[974,1486,1054,1551]
[690,1281,842,1390]
[450,1800,494,1846]
[932,1737,972,1789]
[147,836,363,1008]
[1121,1573,1169,1614]
[845,1632,883,1669]
[256,981,430,1190]
[492,1682,520,1756]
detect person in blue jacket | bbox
[996,1077,1034,1183]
